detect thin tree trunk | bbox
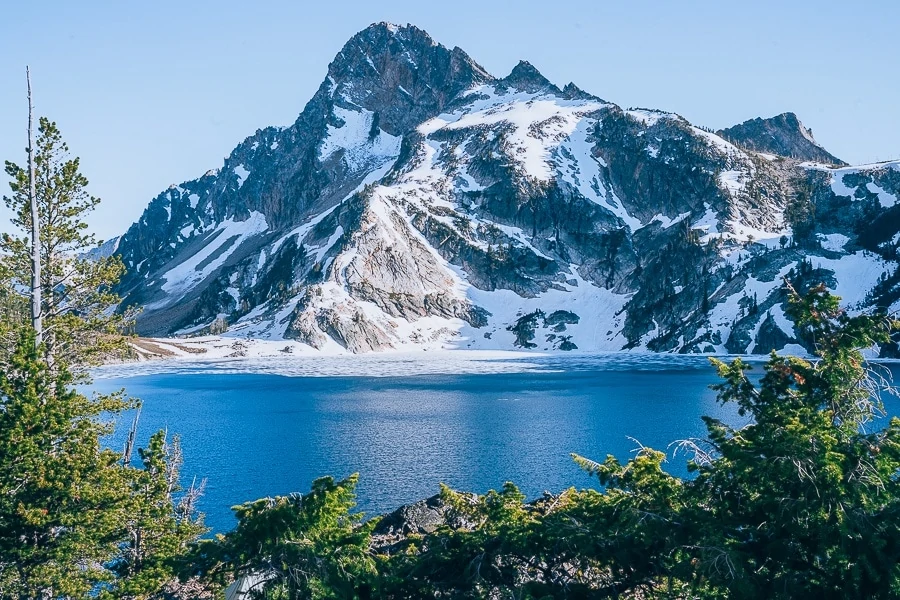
[122,404,141,466]
[26,66,42,346]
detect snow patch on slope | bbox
[320,106,402,172]
[155,212,268,305]
[420,85,606,181]
[453,265,631,352]
[806,160,900,206]
[557,118,642,229]
[234,165,249,188]
[810,251,888,310]
[707,263,797,353]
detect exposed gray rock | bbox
[499,60,559,94]
[373,495,452,537]
[718,112,845,165]
[315,307,395,353]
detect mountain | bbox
[112,22,900,355]
[718,113,846,165]
[83,235,120,261]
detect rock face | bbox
[82,235,120,261]
[371,494,476,555]
[112,22,900,356]
[718,112,846,165]
[370,491,562,555]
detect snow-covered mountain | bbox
[113,22,900,355]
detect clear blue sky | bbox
[1,0,897,240]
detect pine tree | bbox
[191,475,376,600]
[2,117,136,372]
[0,111,203,599]
[0,330,207,599]
[690,284,900,598]
[25,67,42,347]
[102,431,207,600]
[0,330,133,598]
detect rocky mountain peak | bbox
[561,81,597,101]
[331,22,437,69]
[112,23,900,359]
[501,60,558,93]
[718,112,846,165]
[322,23,493,135]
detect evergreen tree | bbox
[0,279,29,360]
[374,284,900,599]
[191,475,376,600]
[0,330,206,599]
[1,114,203,599]
[2,117,135,372]
[101,432,207,600]
[687,285,900,598]
[784,184,816,245]
[382,482,541,598]
[0,330,133,598]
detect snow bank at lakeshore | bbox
[97,343,551,379]
[93,337,792,381]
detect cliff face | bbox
[718,112,846,166]
[113,23,900,355]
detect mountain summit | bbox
[501,60,559,93]
[324,22,493,135]
[718,112,846,165]
[112,24,900,356]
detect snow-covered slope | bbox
[112,23,900,356]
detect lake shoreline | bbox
[121,334,808,363]
[89,356,900,533]
[99,340,784,381]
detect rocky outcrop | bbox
[718,112,846,165]
[370,491,563,555]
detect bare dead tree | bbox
[26,66,42,346]
[122,404,142,466]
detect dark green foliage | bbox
[507,310,581,350]
[784,183,817,244]
[190,475,376,599]
[0,330,133,597]
[688,284,900,598]
[1,119,204,598]
[507,310,544,348]
[378,483,546,599]
[0,330,206,599]
[101,431,207,599]
[2,117,135,371]
[3,278,898,598]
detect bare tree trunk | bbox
[26,66,42,347]
[122,404,141,466]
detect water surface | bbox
[89,353,898,533]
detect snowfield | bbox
[153,211,269,307]
[97,342,783,381]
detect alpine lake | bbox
[88,352,900,533]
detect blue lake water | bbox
[88,353,900,534]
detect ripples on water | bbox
[88,353,897,533]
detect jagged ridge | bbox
[112,23,900,357]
